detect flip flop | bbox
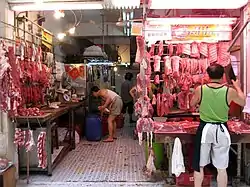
[103,137,114,142]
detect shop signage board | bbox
[131,23,232,41]
[42,29,53,49]
[171,25,232,41]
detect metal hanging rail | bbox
[228,19,250,52]
[17,15,54,36]
[0,20,52,46]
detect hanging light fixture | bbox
[54,10,65,19]
[104,0,140,9]
[68,27,76,35]
[10,2,103,11]
[57,33,66,40]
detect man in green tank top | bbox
[190,64,246,187]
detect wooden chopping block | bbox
[0,165,16,187]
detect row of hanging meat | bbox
[136,35,231,67]
[149,56,210,78]
[14,128,47,169]
[153,91,195,116]
[0,40,51,116]
[16,41,54,67]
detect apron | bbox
[192,120,231,172]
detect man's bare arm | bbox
[228,79,246,107]
[100,90,112,108]
[190,86,201,108]
[228,88,246,107]
[129,86,136,99]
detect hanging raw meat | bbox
[168,44,173,56]
[199,58,209,74]
[163,56,172,75]
[149,44,155,56]
[217,42,230,67]
[190,42,200,58]
[177,91,189,110]
[182,44,191,56]
[152,94,156,105]
[199,42,208,57]
[158,41,163,56]
[153,55,161,72]
[37,132,47,169]
[176,44,183,55]
[145,52,152,75]
[135,36,145,63]
[14,128,25,147]
[25,130,35,152]
[161,93,175,115]
[171,56,180,77]
[208,43,218,64]
[0,42,22,116]
[190,59,199,75]
[156,93,161,116]
[154,75,160,85]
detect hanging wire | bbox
[76,10,83,27]
[36,118,43,129]
[26,118,30,129]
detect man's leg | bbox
[113,117,117,139]
[127,101,135,123]
[194,143,211,187]
[217,169,228,187]
[212,145,230,187]
[194,167,204,187]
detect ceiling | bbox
[64,9,121,24]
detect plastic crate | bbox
[176,173,212,186]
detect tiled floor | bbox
[17,123,165,187]
[16,121,250,187]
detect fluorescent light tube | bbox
[146,18,237,25]
[150,0,248,9]
[10,1,103,11]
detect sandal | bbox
[103,137,114,142]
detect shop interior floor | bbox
[17,123,165,186]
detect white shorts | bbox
[200,124,230,169]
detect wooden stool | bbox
[0,164,16,187]
[51,122,59,154]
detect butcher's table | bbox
[155,130,250,187]
[14,101,85,176]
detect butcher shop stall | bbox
[132,2,250,186]
[0,15,86,183]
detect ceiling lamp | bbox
[104,0,140,9]
[57,33,66,41]
[146,17,238,25]
[10,1,103,11]
[54,10,65,19]
[149,0,248,9]
[68,27,76,35]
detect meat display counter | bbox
[153,117,250,187]
[14,101,85,176]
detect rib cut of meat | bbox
[163,56,172,75]
[171,56,180,77]
[153,55,161,72]
[190,42,200,58]
[217,42,230,67]
[208,43,218,64]
[199,42,208,57]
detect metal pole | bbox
[228,19,249,52]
